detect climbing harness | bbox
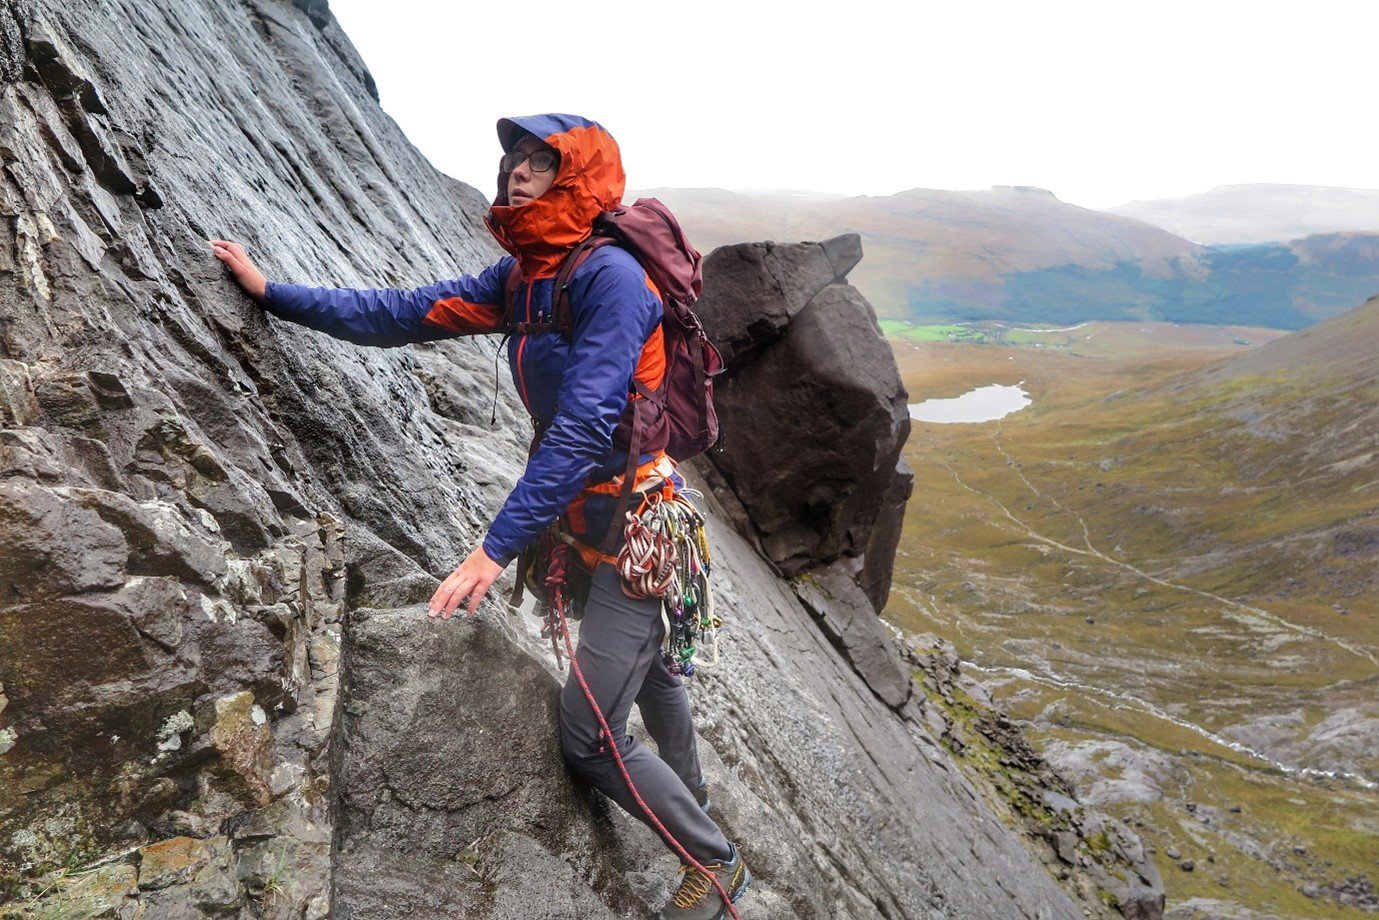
[616,489,722,679]
[542,538,742,920]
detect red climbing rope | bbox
[543,541,742,920]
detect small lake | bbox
[908,383,1032,423]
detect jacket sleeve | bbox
[481,261,662,566]
[261,257,513,347]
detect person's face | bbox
[505,135,560,206]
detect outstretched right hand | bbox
[211,239,268,303]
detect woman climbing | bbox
[211,113,749,920]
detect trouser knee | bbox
[560,723,590,769]
[559,705,610,773]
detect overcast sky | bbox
[328,0,1378,210]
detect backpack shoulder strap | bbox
[501,261,524,333]
[551,235,618,337]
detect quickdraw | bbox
[616,489,721,679]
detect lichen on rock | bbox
[154,710,194,752]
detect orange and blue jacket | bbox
[262,114,678,569]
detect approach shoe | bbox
[657,841,750,920]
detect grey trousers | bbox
[559,563,731,864]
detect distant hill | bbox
[1207,291,1379,383]
[1184,292,1379,480]
[638,187,1379,329]
[1115,291,1379,607]
[1198,231,1379,329]
[1108,183,1379,245]
[638,186,1208,325]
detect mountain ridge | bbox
[1109,183,1379,245]
[634,185,1379,329]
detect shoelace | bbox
[672,862,719,909]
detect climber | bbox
[211,114,749,920]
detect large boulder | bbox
[694,233,862,371]
[698,236,913,609]
[695,237,915,706]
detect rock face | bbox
[0,0,504,914]
[0,1,1157,918]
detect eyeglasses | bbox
[500,148,559,173]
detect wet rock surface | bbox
[1,0,1154,917]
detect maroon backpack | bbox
[503,198,723,460]
[502,198,724,554]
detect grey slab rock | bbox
[677,470,1088,918]
[0,0,1153,917]
[792,558,913,709]
[332,604,644,919]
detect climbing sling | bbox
[617,490,721,679]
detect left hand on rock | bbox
[428,546,505,619]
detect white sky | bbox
[328,0,1378,210]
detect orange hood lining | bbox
[486,114,626,279]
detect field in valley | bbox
[886,321,1379,918]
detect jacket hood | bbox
[485,114,626,279]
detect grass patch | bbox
[881,321,987,343]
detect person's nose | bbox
[511,155,533,183]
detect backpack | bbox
[502,198,723,557]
